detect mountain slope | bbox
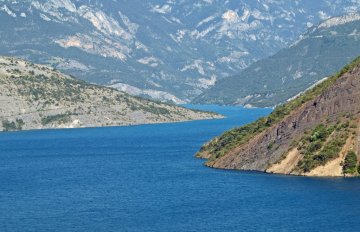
[194,14,360,107]
[1,0,360,102]
[196,57,360,177]
[0,56,221,131]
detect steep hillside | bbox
[0,56,221,132]
[1,0,360,102]
[195,14,360,107]
[197,57,360,177]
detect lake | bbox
[1,105,360,232]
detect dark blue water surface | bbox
[1,105,360,232]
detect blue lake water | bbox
[1,105,360,232]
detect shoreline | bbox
[202,163,358,178]
[0,114,224,133]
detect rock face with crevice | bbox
[197,57,360,177]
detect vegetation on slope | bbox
[1,119,25,131]
[197,56,360,163]
[41,113,72,126]
[343,151,358,175]
[0,57,221,132]
[296,122,350,172]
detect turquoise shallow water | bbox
[1,105,360,232]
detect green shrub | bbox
[41,113,71,125]
[2,120,17,131]
[350,124,357,129]
[309,124,335,142]
[297,123,347,173]
[267,141,275,150]
[343,151,358,174]
[15,119,25,130]
[2,118,25,131]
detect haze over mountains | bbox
[195,13,360,107]
[1,0,360,103]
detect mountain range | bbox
[1,0,360,103]
[195,13,360,107]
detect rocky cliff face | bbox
[0,56,221,132]
[197,57,360,177]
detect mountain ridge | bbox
[194,13,360,107]
[0,56,221,132]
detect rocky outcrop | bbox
[198,57,360,177]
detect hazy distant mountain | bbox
[1,0,360,102]
[194,14,360,107]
